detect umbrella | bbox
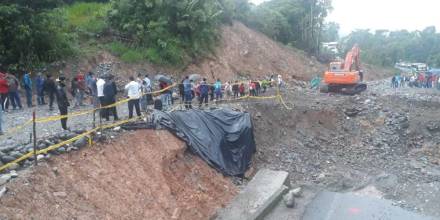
[155,74,172,84]
[189,74,201,81]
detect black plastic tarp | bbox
[154,109,256,176]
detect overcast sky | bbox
[249,0,440,35]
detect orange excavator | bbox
[320,44,367,95]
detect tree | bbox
[0,0,74,71]
[245,0,333,54]
[108,0,223,65]
[341,26,440,67]
[321,22,339,42]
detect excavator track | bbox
[320,83,367,95]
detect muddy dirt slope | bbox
[185,21,325,81]
[59,21,325,82]
[0,130,236,220]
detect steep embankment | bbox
[185,22,325,81]
[0,130,236,220]
[59,21,325,81]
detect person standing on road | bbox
[125,76,142,119]
[232,81,239,99]
[261,78,269,93]
[22,72,33,108]
[86,72,98,106]
[277,74,284,89]
[239,83,245,97]
[179,77,185,104]
[75,73,86,107]
[199,78,209,108]
[255,80,261,96]
[96,76,106,119]
[70,77,79,107]
[0,73,9,111]
[214,79,222,101]
[0,106,3,135]
[159,81,170,110]
[44,74,57,111]
[55,77,70,131]
[438,76,440,90]
[6,72,22,110]
[143,74,152,106]
[249,80,256,96]
[103,75,119,121]
[36,73,46,105]
[183,76,192,109]
[89,73,98,108]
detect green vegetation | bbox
[108,0,224,66]
[245,0,333,54]
[64,2,110,36]
[0,0,75,71]
[341,27,440,67]
[1,0,336,70]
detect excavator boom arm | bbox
[343,44,360,72]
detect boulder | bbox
[1,155,16,164]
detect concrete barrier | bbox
[216,169,289,220]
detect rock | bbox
[9,170,18,178]
[1,155,16,163]
[283,189,296,208]
[37,154,45,161]
[73,137,88,148]
[57,147,66,154]
[58,131,77,140]
[171,208,181,219]
[37,143,47,150]
[427,122,440,133]
[0,174,12,185]
[344,108,361,117]
[113,126,121,132]
[45,140,55,146]
[0,144,16,153]
[73,129,86,134]
[0,187,7,198]
[290,187,303,197]
[9,151,23,159]
[53,191,67,197]
[8,163,19,171]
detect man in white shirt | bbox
[143,74,151,91]
[125,76,142,118]
[96,77,106,118]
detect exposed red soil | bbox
[184,22,325,81]
[58,21,325,82]
[0,130,237,220]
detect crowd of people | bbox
[0,70,285,134]
[392,72,440,89]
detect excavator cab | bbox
[320,45,367,95]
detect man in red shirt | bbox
[0,73,9,111]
